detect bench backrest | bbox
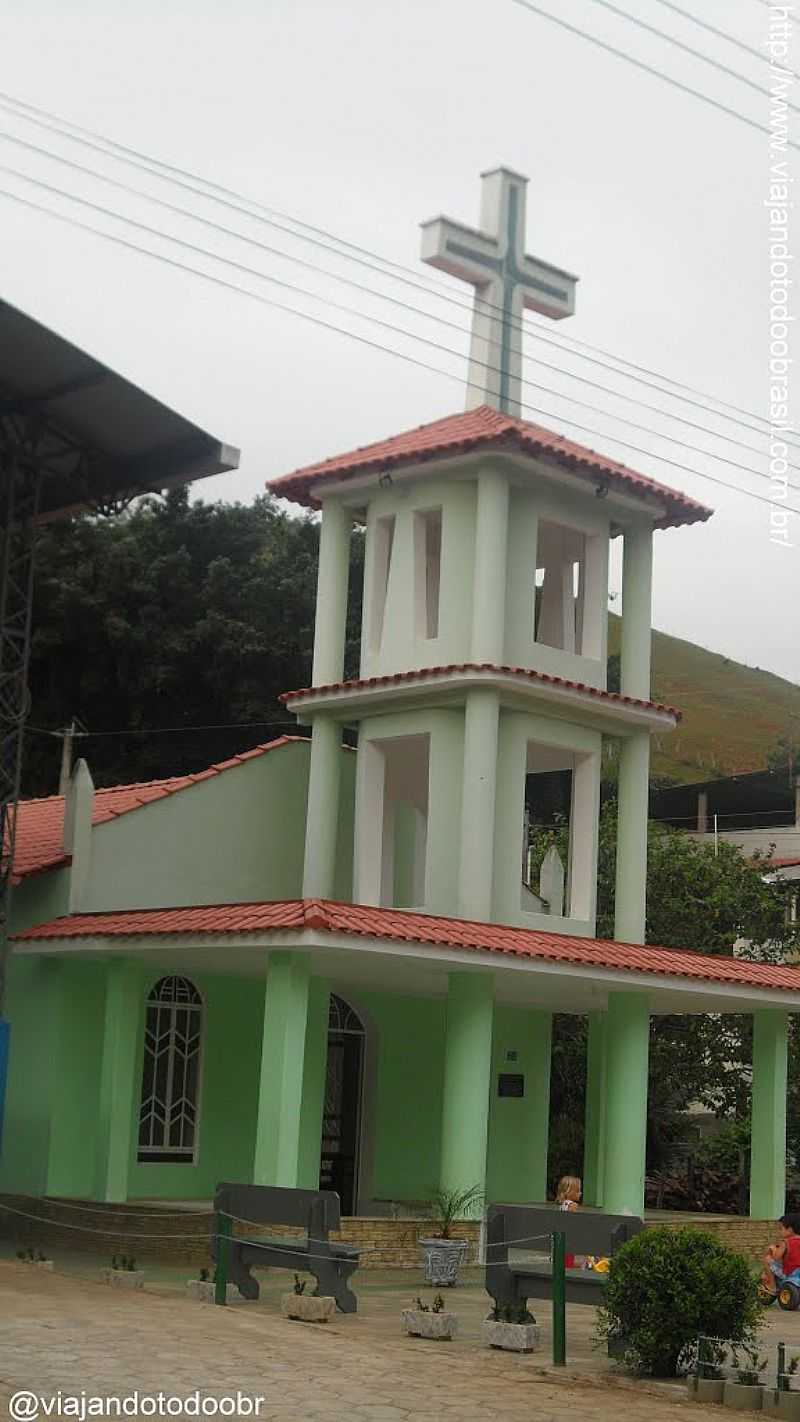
[215,1182,342,1232]
[487,1203,643,1257]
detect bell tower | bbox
[274,169,698,944]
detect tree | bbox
[543,804,800,1185]
[25,490,363,793]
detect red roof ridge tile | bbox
[267,405,713,530]
[280,663,681,720]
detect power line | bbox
[651,0,800,84]
[509,0,800,149]
[588,0,800,114]
[2,136,793,491]
[26,718,303,739]
[1,88,794,455]
[4,180,800,520]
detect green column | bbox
[440,972,494,1198]
[615,730,650,944]
[620,521,653,700]
[750,1009,789,1219]
[470,467,510,663]
[487,1006,552,1203]
[297,978,331,1190]
[95,959,143,1203]
[47,961,106,1198]
[302,715,342,898]
[312,500,351,685]
[601,992,650,1216]
[458,688,500,921]
[254,952,311,1186]
[583,1012,607,1208]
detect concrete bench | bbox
[213,1183,360,1313]
[485,1203,643,1309]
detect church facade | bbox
[3,168,798,1223]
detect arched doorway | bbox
[319,994,365,1215]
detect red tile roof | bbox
[12,736,308,883]
[281,662,681,720]
[267,406,713,530]
[14,897,800,995]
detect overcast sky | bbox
[3,0,799,688]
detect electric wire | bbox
[5,180,799,518]
[2,147,792,494]
[0,87,793,452]
[508,0,800,148]
[587,0,800,113]
[651,0,800,84]
[2,125,792,482]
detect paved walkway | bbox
[0,1259,736,1422]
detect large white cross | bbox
[420,167,578,417]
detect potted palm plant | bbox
[100,1256,146,1290]
[186,1266,246,1305]
[418,1184,483,1286]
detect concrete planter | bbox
[723,1380,764,1411]
[482,1319,540,1353]
[185,1280,246,1305]
[418,1237,470,1286]
[401,1308,458,1341]
[687,1376,725,1404]
[280,1293,335,1324]
[100,1269,146,1290]
[764,1392,800,1421]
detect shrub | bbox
[596,1227,761,1377]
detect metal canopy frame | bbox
[0,296,239,1008]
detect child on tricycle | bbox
[761,1214,800,1309]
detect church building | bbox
[2,168,798,1224]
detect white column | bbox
[312,500,351,686]
[615,730,650,943]
[458,689,500,920]
[620,522,653,700]
[302,717,342,898]
[470,468,509,663]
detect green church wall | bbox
[63,741,354,915]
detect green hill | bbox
[607,615,800,784]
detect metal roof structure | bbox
[0,296,240,1019]
[0,298,239,520]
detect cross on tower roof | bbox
[420,167,578,417]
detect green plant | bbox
[431,1294,445,1314]
[695,1338,726,1381]
[733,1347,766,1386]
[779,1355,800,1391]
[414,1296,429,1312]
[293,1273,307,1296]
[126,1258,137,1272]
[199,1267,209,1283]
[487,1297,536,1325]
[412,1294,445,1313]
[423,1184,484,1239]
[596,1228,761,1377]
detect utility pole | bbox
[58,719,78,796]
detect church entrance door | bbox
[319,995,365,1216]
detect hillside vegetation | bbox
[608,614,800,783]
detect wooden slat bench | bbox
[485,1203,643,1309]
[213,1183,360,1313]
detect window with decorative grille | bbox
[137,975,203,1164]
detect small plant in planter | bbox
[280,1273,335,1324]
[482,1297,540,1354]
[418,1183,483,1287]
[764,1352,800,1419]
[724,1347,768,1412]
[687,1340,727,1405]
[402,1292,458,1341]
[101,1254,146,1290]
[186,1264,246,1305]
[16,1245,53,1270]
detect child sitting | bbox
[762,1213,800,1296]
[556,1175,582,1268]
